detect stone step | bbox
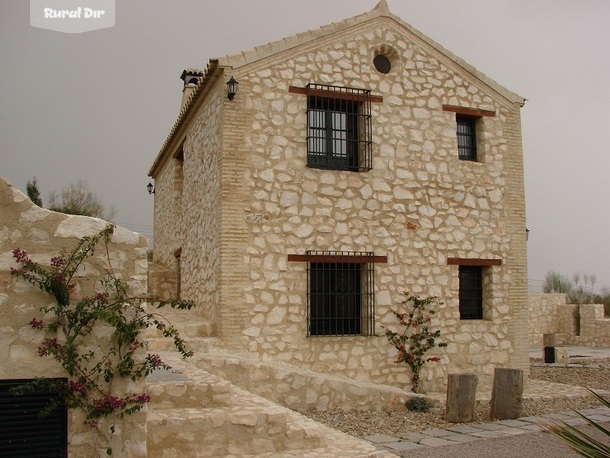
[147,320,214,339]
[147,407,323,457]
[146,379,233,409]
[147,336,221,352]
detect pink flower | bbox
[136,393,150,403]
[38,338,62,359]
[67,380,86,393]
[93,395,125,413]
[146,354,164,369]
[50,256,65,268]
[12,248,29,263]
[29,318,44,330]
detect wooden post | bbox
[445,374,478,423]
[490,368,523,420]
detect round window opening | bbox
[374,54,392,74]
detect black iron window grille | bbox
[306,84,373,171]
[456,115,477,161]
[0,378,68,457]
[459,266,483,319]
[307,251,375,337]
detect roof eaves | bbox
[149,59,222,177]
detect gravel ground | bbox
[300,358,610,439]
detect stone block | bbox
[554,346,570,363]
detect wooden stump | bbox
[445,373,478,423]
[490,368,523,420]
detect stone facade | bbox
[529,293,610,347]
[149,1,528,391]
[0,176,148,457]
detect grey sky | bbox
[1,1,608,292]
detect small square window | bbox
[306,84,372,172]
[307,251,375,336]
[456,115,478,162]
[459,265,483,319]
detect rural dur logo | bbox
[30,0,115,33]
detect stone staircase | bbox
[145,311,393,457]
[145,353,393,457]
[146,305,220,353]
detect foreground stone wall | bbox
[529,293,610,347]
[0,176,148,457]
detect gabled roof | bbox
[149,0,525,177]
[215,0,524,105]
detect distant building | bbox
[148,0,528,390]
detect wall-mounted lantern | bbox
[147,182,155,195]
[226,76,239,100]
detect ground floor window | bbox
[0,378,68,457]
[305,251,376,337]
[459,265,484,319]
[448,257,502,320]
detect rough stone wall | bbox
[578,304,610,347]
[0,176,148,457]
[154,16,528,390]
[148,261,178,301]
[153,81,225,329]
[227,18,526,390]
[529,293,610,347]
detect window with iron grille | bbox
[456,115,477,161]
[0,379,68,457]
[307,251,375,336]
[306,84,373,171]
[459,266,483,319]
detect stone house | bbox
[148,0,528,391]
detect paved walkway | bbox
[363,406,610,454]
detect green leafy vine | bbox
[10,225,194,454]
[384,293,447,393]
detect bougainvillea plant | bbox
[10,225,194,455]
[385,293,447,393]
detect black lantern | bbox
[147,182,155,195]
[226,76,238,100]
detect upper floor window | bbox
[306,84,373,172]
[443,105,495,163]
[456,115,478,162]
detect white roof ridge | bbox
[216,2,388,69]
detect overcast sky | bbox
[1,0,608,293]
